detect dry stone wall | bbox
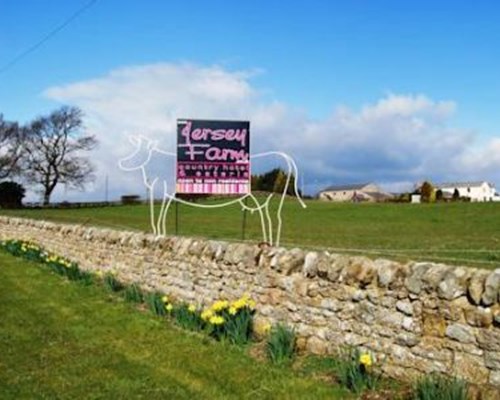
[1,216,500,394]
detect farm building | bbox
[317,183,393,202]
[435,181,497,202]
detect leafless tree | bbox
[0,114,22,179]
[23,106,97,205]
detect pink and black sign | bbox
[176,119,250,195]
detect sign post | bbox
[241,196,248,241]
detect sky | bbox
[1,0,500,201]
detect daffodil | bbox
[188,304,196,313]
[209,315,225,325]
[232,298,246,310]
[201,309,214,321]
[162,295,169,303]
[211,300,229,312]
[359,353,372,367]
[165,303,173,312]
[228,306,237,315]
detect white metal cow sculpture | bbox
[118,135,306,246]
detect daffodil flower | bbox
[211,300,229,312]
[359,353,372,367]
[209,315,225,325]
[201,309,213,321]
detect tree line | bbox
[391,181,467,203]
[419,181,464,203]
[251,168,301,196]
[0,106,97,207]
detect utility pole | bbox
[105,174,109,203]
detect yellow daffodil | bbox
[211,300,229,312]
[232,298,246,310]
[359,353,372,367]
[228,306,237,315]
[165,303,173,312]
[162,296,169,303]
[188,304,196,313]
[201,309,213,321]
[209,315,225,325]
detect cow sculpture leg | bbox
[240,193,269,244]
[147,179,159,236]
[158,181,174,236]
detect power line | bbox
[0,0,99,75]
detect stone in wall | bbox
[483,269,500,306]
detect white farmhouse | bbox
[318,183,392,202]
[436,181,497,202]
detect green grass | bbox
[2,199,500,267]
[0,251,348,399]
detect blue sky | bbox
[1,1,500,199]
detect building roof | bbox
[435,181,493,189]
[320,183,373,192]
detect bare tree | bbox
[23,106,97,205]
[0,114,22,179]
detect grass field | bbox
[1,199,499,268]
[0,251,349,399]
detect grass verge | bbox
[0,251,348,399]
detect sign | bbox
[176,119,250,194]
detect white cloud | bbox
[361,93,456,120]
[42,62,500,201]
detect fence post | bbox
[175,200,179,236]
[241,196,248,241]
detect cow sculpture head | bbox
[118,135,158,171]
